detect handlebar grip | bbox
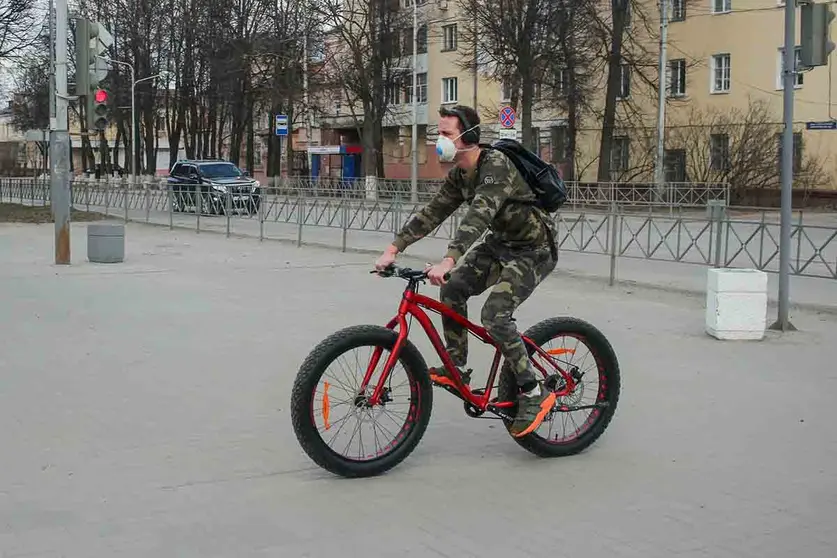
[443,272,451,281]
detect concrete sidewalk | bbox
[1,221,836,557]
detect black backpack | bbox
[481,138,568,212]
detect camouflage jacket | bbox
[392,148,556,262]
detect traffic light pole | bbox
[50,0,72,265]
[769,0,799,332]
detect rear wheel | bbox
[290,325,433,477]
[497,317,620,457]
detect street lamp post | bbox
[131,74,162,180]
[97,56,161,185]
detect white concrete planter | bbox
[705,268,768,340]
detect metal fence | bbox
[0,175,731,207]
[2,177,835,282]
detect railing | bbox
[2,177,834,282]
[0,175,730,207]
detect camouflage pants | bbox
[439,239,557,386]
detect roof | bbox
[174,159,238,165]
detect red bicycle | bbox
[290,264,621,478]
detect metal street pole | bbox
[50,0,71,264]
[99,58,135,180]
[653,0,669,204]
[303,32,313,176]
[132,73,162,177]
[410,1,419,203]
[99,56,161,222]
[770,0,798,332]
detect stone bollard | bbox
[705,268,768,340]
[87,223,125,263]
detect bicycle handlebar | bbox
[370,264,451,282]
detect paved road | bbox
[2,220,836,557]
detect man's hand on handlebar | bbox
[425,257,455,287]
[375,244,399,272]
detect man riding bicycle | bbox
[375,104,559,438]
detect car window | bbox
[170,163,183,177]
[199,163,242,179]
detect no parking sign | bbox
[499,106,516,129]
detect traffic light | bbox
[89,88,110,131]
[801,2,835,68]
[73,18,113,92]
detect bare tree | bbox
[666,97,829,203]
[250,0,318,177]
[457,0,567,151]
[0,0,38,62]
[314,0,409,177]
[8,53,50,132]
[540,0,604,180]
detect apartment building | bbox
[314,0,837,189]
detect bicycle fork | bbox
[360,306,412,406]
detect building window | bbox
[442,24,457,51]
[551,126,567,163]
[253,145,262,166]
[712,0,731,14]
[417,25,427,54]
[709,133,730,171]
[670,0,686,21]
[667,59,686,97]
[777,46,804,89]
[711,53,731,93]
[442,77,458,104]
[402,28,412,54]
[501,77,513,101]
[554,68,569,96]
[402,76,413,105]
[386,81,401,105]
[610,136,630,177]
[664,149,686,182]
[617,63,630,99]
[416,72,427,102]
[776,132,802,174]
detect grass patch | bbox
[0,203,108,224]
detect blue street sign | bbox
[805,120,837,130]
[275,114,289,136]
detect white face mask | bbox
[435,125,479,163]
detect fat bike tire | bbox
[497,317,621,458]
[290,325,433,478]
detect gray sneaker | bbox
[509,385,558,438]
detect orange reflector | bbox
[323,382,331,430]
[546,348,575,355]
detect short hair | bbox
[438,105,481,145]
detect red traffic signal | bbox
[94,89,108,103]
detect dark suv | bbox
[168,160,262,215]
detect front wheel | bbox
[497,317,621,457]
[290,325,433,478]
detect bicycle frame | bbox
[361,279,578,409]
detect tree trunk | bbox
[246,98,255,174]
[596,0,629,184]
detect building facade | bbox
[311,0,837,189]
